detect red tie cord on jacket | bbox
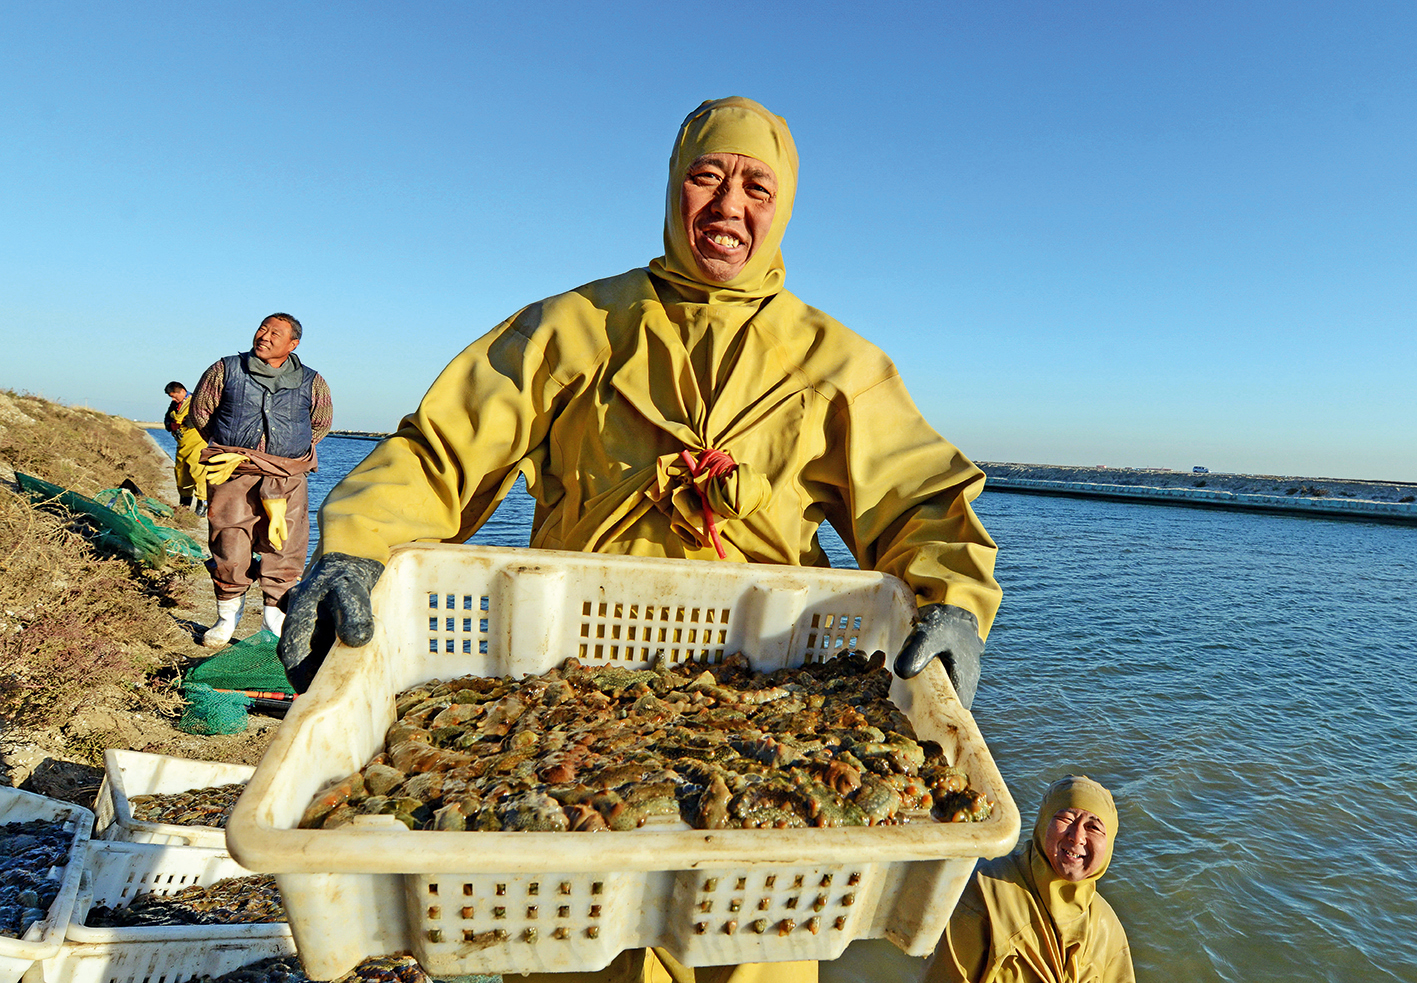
[679,448,737,559]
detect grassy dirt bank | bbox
[0,391,279,808]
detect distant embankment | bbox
[979,463,1417,526]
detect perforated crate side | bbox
[662,863,876,965]
[401,545,916,680]
[84,841,237,906]
[67,841,290,946]
[398,861,926,976]
[23,936,295,983]
[407,870,639,976]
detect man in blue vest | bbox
[190,313,333,647]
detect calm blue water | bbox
[967,494,1417,983]
[154,435,1417,981]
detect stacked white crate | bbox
[27,751,290,983]
[93,750,253,848]
[26,840,294,983]
[0,788,93,983]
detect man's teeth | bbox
[709,234,742,247]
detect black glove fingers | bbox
[275,553,384,694]
[893,633,936,680]
[332,572,377,647]
[276,580,323,672]
[892,604,985,709]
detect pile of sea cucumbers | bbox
[128,782,246,829]
[301,651,992,833]
[193,953,437,983]
[85,873,285,927]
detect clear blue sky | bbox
[4,2,1414,481]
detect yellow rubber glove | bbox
[262,497,289,550]
[204,452,248,486]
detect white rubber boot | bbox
[202,596,246,648]
[262,604,285,637]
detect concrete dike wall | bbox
[978,464,1417,526]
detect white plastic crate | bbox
[94,750,254,848]
[0,787,94,983]
[24,840,294,983]
[22,936,295,983]
[227,543,1020,980]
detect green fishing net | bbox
[178,682,251,736]
[15,473,204,564]
[186,629,294,697]
[93,486,205,561]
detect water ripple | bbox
[970,493,1417,982]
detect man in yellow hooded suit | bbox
[925,776,1135,983]
[162,381,208,515]
[278,97,1005,983]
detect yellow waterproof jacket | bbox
[318,269,1001,633]
[926,847,1134,983]
[169,397,208,462]
[927,777,1134,983]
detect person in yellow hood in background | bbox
[162,381,209,516]
[277,97,1005,983]
[925,776,1135,983]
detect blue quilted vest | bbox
[208,353,317,458]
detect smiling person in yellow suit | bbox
[279,97,1006,983]
[923,776,1134,983]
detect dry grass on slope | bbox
[0,393,281,807]
[0,391,196,726]
[0,390,173,499]
[0,487,186,728]
[0,391,224,799]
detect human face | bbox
[680,152,778,282]
[166,387,187,402]
[1043,808,1109,881]
[252,317,300,367]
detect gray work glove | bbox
[894,603,985,709]
[278,553,385,694]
